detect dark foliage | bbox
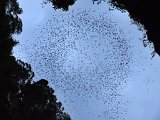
[0,0,21,56]
[0,0,71,120]
[10,79,71,120]
[44,0,76,11]
[107,0,160,55]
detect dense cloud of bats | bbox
[15,9,133,120]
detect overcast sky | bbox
[13,0,160,120]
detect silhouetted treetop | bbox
[6,0,23,15]
[16,79,71,120]
[0,57,35,120]
[44,0,76,11]
[6,0,23,34]
[0,0,22,56]
[107,0,160,56]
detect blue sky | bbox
[13,0,160,120]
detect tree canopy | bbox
[0,0,71,120]
[108,0,160,56]
[44,0,76,11]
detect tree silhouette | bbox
[11,79,71,120]
[107,0,160,56]
[44,0,76,11]
[0,0,22,56]
[0,0,71,120]
[0,57,34,120]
